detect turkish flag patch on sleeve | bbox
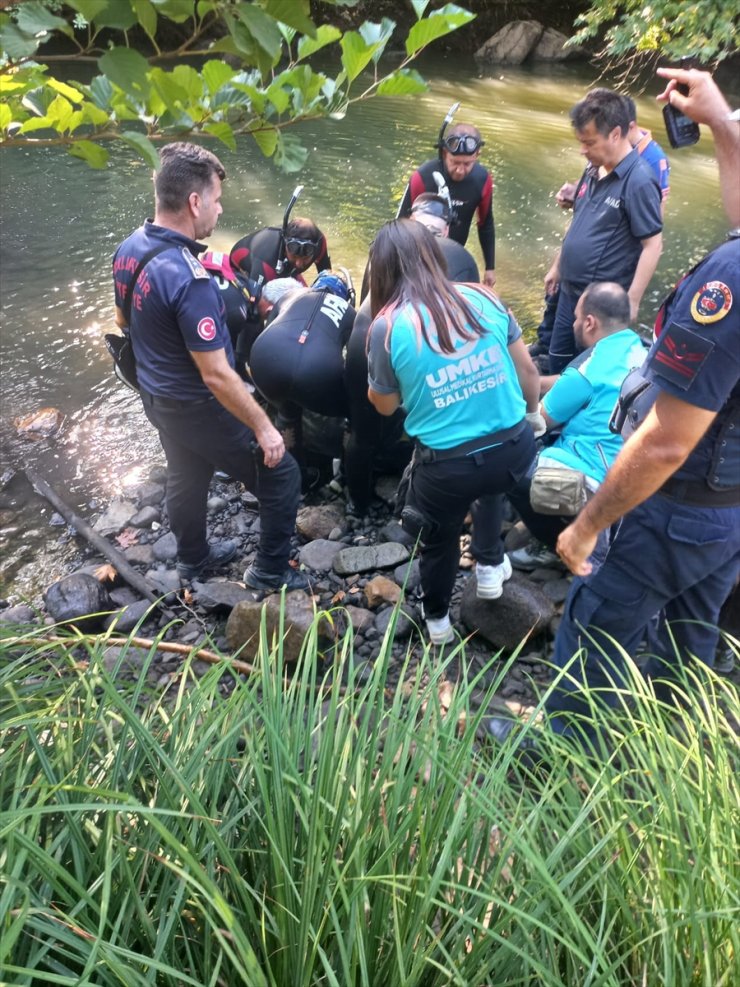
[650,322,714,390]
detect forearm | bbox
[628,235,662,312]
[713,119,740,226]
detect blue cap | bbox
[311,271,349,300]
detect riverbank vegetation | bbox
[2,612,738,985]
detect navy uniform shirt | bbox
[644,237,740,484]
[560,150,663,294]
[113,221,233,400]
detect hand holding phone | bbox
[661,58,701,148]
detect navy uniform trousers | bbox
[548,492,740,734]
[140,391,301,572]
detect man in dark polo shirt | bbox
[545,89,663,373]
[113,142,306,591]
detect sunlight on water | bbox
[0,55,734,598]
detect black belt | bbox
[140,390,214,411]
[659,476,740,507]
[414,420,526,465]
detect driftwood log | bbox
[24,466,163,607]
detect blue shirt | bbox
[542,328,647,484]
[113,221,233,400]
[368,284,525,449]
[560,150,663,294]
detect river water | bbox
[0,55,735,599]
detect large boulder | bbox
[531,27,582,61]
[296,504,346,541]
[459,572,555,651]
[475,20,544,65]
[298,538,344,572]
[226,591,334,663]
[333,543,409,576]
[44,572,113,630]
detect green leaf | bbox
[120,130,160,169]
[201,60,236,96]
[81,102,110,126]
[91,0,138,30]
[16,1,74,39]
[340,31,378,82]
[273,130,308,172]
[0,103,13,131]
[203,121,236,150]
[69,139,109,168]
[405,4,475,57]
[297,24,341,59]
[132,0,158,40]
[67,0,109,22]
[250,123,278,157]
[235,4,283,59]
[265,80,291,114]
[90,74,114,110]
[98,47,150,99]
[171,64,204,104]
[17,115,54,134]
[149,0,194,23]
[47,78,85,104]
[0,22,41,60]
[46,94,74,132]
[197,0,217,15]
[376,68,428,97]
[358,18,395,64]
[149,66,189,110]
[261,0,316,37]
[231,80,266,114]
[410,0,431,18]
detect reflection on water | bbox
[0,56,733,598]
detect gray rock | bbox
[149,465,168,484]
[531,27,584,61]
[299,538,343,571]
[191,579,253,612]
[541,578,572,604]
[0,603,37,625]
[333,542,409,576]
[375,474,403,505]
[207,496,227,514]
[145,568,182,597]
[103,600,156,634]
[527,566,563,583]
[379,521,415,547]
[124,544,155,567]
[394,558,421,590]
[474,20,544,65]
[226,591,334,663]
[108,586,141,608]
[135,481,165,507]
[44,573,113,630]
[152,531,178,562]
[92,499,137,537]
[130,506,161,528]
[459,572,555,650]
[374,605,415,640]
[297,504,346,541]
[343,605,375,634]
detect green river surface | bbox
[1,54,736,598]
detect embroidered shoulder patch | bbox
[690,281,732,324]
[181,248,209,279]
[651,322,714,390]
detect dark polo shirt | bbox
[560,150,662,295]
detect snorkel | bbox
[275,184,304,274]
[436,101,460,151]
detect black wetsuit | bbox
[230,226,331,282]
[398,157,495,269]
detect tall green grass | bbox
[1,612,738,986]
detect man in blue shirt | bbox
[113,142,306,590]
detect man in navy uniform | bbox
[113,142,306,590]
[397,123,495,287]
[548,69,740,737]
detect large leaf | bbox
[46,94,74,132]
[89,74,114,110]
[67,0,109,20]
[132,0,158,40]
[297,24,341,59]
[405,4,475,57]
[121,130,160,168]
[16,1,74,39]
[262,0,316,37]
[203,120,236,150]
[90,0,138,30]
[358,18,395,64]
[98,47,150,99]
[340,31,378,82]
[0,103,12,131]
[410,0,431,18]
[272,130,308,173]
[0,21,41,60]
[47,78,85,104]
[250,123,278,157]
[236,4,283,60]
[149,0,194,23]
[201,60,236,96]
[149,66,191,111]
[68,140,109,168]
[377,68,428,97]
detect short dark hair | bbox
[286,217,320,242]
[411,193,450,223]
[155,142,225,213]
[571,88,630,138]
[580,281,631,332]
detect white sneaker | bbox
[425,612,455,645]
[475,555,513,599]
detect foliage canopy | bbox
[0,0,475,170]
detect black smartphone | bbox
[663,59,701,148]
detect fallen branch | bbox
[23,466,163,607]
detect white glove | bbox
[526,411,547,439]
